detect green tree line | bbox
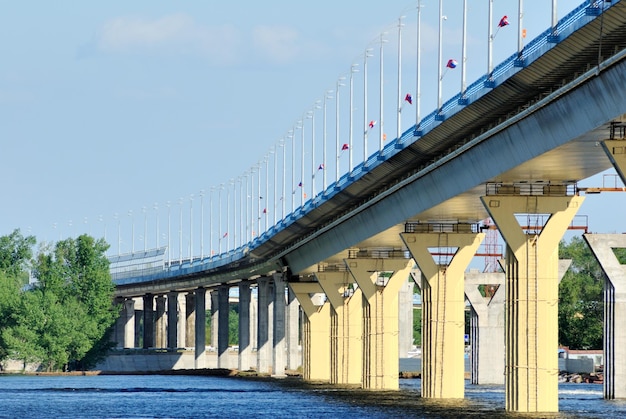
[0,229,118,371]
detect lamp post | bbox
[379,33,387,153]
[349,63,358,172]
[364,48,373,163]
[142,206,147,252]
[166,201,171,266]
[114,213,120,256]
[336,77,345,184]
[178,198,183,264]
[437,0,444,112]
[189,194,194,263]
[199,190,204,259]
[153,203,159,250]
[218,184,224,253]
[323,90,332,192]
[416,0,423,129]
[128,210,134,254]
[397,16,404,142]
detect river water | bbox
[1,374,625,418]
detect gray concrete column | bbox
[286,286,301,371]
[123,298,135,349]
[250,293,258,351]
[398,279,415,358]
[218,284,230,368]
[257,276,271,374]
[238,281,253,371]
[211,290,219,350]
[167,291,179,349]
[195,287,207,369]
[155,295,166,348]
[185,292,195,348]
[114,297,125,348]
[584,234,626,399]
[273,272,287,377]
[465,271,506,385]
[142,294,154,349]
[177,293,186,349]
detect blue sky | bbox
[1,0,622,258]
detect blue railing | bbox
[115,0,615,285]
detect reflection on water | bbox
[0,374,625,418]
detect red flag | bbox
[262,208,267,214]
[341,143,349,151]
[318,164,324,170]
[369,120,376,129]
[404,93,413,105]
[446,59,458,69]
[498,15,509,28]
[222,232,228,238]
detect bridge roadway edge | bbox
[285,55,626,273]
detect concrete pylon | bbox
[185,292,195,348]
[167,292,179,349]
[143,294,155,349]
[194,287,206,369]
[272,272,287,377]
[257,277,272,375]
[601,139,626,186]
[217,285,230,368]
[155,295,166,348]
[465,260,571,386]
[123,298,135,349]
[238,281,253,372]
[399,279,415,358]
[316,270,363,386]
[583,234,626,399]
[481,194,584,413]
[465,271,505,385]
[289,281,331,382]
[345,257,414,390]
[401,231,484,399]
[286,287,301,371]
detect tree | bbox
[0,229,36,285]
[2,234,118,371]
[558,236,604,350]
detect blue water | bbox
[0,375,625,418]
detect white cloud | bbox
[251,25,300,64]
[98,13,240,64]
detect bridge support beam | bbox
[601,139,626,186]
[142,294,155,349]
[399,279,415,358]
[346,257,413,390]
[401,231,484,399]
[185,293,195,348]
[194,287,206,369]
[272,273,287,377]
[217,284,230,368]
[481,194,583,413]
[120,298,135,348]
[155,295,166,348]
[290,281,331,382]
[167,292,178,349]
[583,234,626,399]
[316,270,363,386]
[238,281,253,371]
[257,276,273,375]
[286,287,301,372]
[465,271,506,385]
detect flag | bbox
[262,208,267,214]
[446,59,458,69]
[498,15,509,27]
[298,181,303,187]
[369,120,376,129]
[341,143,349,151]
[318,164,324,170]
[404,93,413,105]
[222,232,228,238]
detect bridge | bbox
[106,1,626,413]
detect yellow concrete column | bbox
[401,231,484,399]
[316,271,363,386]
[481,194,584,413]
[289,282,331,383]
[345,257,413,390]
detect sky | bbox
[1,0,624,259]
